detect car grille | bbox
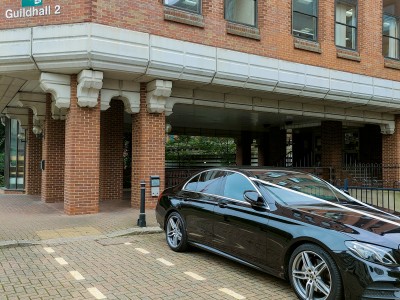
[362,282,400,300]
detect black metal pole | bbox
[137,181,146,227]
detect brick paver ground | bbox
[0,194,158,244]
[0,194,296,299]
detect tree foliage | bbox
[166,136,236,167]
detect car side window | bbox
[197,170,225,195]
[223,172,256,201]
[185,174,200,191]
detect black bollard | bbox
[137,181,147,227]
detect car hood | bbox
[284,202,400,246]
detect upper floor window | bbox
[335,0,357,50]
[383,0,400,59]
[292,0,318,41]
[225,0,257,27]
[164,0,201,14]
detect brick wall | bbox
[25,110,42,195]
[64,75,100,215]
[1,0,398,81]
[382,116,400,185]
[100,99,124,201]
[131,83,165,209]
[41,94,65,203]
[321,121,342,180]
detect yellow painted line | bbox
[135,248,150,254]
[219,288,246,299]
[55,257,68,265]
[43,247,55,253]
[184,272,206,281]
[69,270,85,281]
[156,258,174,266]
[87,287,107,299]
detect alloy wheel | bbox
[166,215,183,248]
[291,250,332,300]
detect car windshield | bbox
[253,171,352,205]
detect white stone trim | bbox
[14,92,46,121]
[0,23,397,113]
[101,79,140,113]
[51,102,67,120]
[146,80,172,114]
[77,70,103,108]
[380,123,395,135]
[3,107,30,129]
[39,73,71,109]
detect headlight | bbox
[345,241,398,266]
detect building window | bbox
[335,0,357,50]
[383,0,400,59]
[164,0,201,14]
[5,118,25,190]
[225,0,257,27]
[292,0,318,41]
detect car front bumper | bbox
[336,252,400,299]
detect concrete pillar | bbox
[64,75,101,215]
[383,116,400,186]
[131,83,165,209]
[236,132,252,166]
[25,110,42,195]
[321,121,342,181]
[100,99,124,201]
[41,94,65,203]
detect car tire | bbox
[165,212,188,252]
[289,244,343,300]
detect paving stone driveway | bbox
[1,234,296,299]
[0,194,296,299]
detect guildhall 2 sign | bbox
[5,0,62,19]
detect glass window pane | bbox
[335,23,356,49]
[383,0,398,16]
[185,174,200,191]
[383,36,400,59]
[164,0,200,14]
[293,0,317,16]
[383,15,398,39]
[9,120,18,189]
[225,0,256,26]
[293,12,317,40]
[223,172,256,201]
[197,170,225,195]
[336,2,356,26]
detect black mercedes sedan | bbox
[155,168,400,300]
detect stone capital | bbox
[101,79,140,114]
[15,92,47,121]
[39,73,71,109]
[3,107,30,129]
[380,122,395,135]
[146,80,172,114]
[77,70,103,107]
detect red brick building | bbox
[1,0,399,214]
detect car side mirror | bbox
[244,191,264,206]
